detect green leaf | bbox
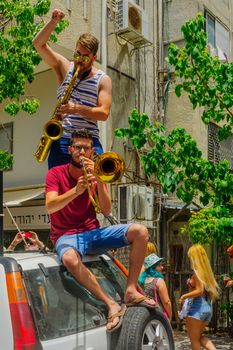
[0,150,14,170]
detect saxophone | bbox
[34,65,81,162]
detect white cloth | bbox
[178,298,192,319]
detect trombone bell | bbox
[94,152,125,183]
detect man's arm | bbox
[46,172,97,214]
[46,178,111,215]
[57,74,112,121]
[33,8,70,84]
[46,188,78,214]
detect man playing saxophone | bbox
[33,8,112,169]
[45,129,155,332]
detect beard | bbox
[70,157,83,168]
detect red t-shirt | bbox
[46,164,100,245]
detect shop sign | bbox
[3,206,50,230]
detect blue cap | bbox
[144,253,164,270]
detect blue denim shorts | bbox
[48,136,103,169]
[55,224,131,260]
[187,296,212,322]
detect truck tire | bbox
[116,306,175,350]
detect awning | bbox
[3,185,45,206]
[162,200,200,211]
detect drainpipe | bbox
[101,0,107,151]
[157,0,165,123]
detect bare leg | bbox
[200,336,216,349]
[62,248,122,330]
[186,317,206,350]
[192,320,216,349]
[200,325,216,350]
[124,223,155,306]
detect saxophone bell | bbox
[34,120,63,162]
[44,119,63,140]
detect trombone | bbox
[81,151,125,217]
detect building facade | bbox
[1,0,232,264]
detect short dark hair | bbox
[70,129,93,146]
[76,33,99,55]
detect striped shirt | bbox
[57,62,105,139]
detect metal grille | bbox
[208,123,233,169]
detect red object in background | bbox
[24,232,31,239]
[227,244,233,257]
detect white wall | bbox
[2,0,157,188]
[2,70,57,187]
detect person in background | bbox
[138,253,172,321]
[224,244,233,288]
[33,8,112,169]
[140,241,159,273]
[7,231,46,251]
[179,244,219,350]
[146,241,158,256]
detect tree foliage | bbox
[0,150,13,170]
[0,0,69,169]
[115,108,233,245]
[115,13,233,245]
[168,13,233,141]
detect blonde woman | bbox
[179,244,219,350]
[146,241,158,256]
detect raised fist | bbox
[52,9,65,23]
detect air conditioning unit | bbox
[115,0,152,47]
[118,184,154,228]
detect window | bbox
[205,11,230,59]
[208,123,233,169]
[0,122,13,154]
[24,259,126,340]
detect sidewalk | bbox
[174,330,233,349]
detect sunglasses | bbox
[73,52,90,63]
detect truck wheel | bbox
[116,306,175,350]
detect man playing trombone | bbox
[33,8,112,169]
[45,129,155,332]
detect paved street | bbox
[174,330,233,349]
